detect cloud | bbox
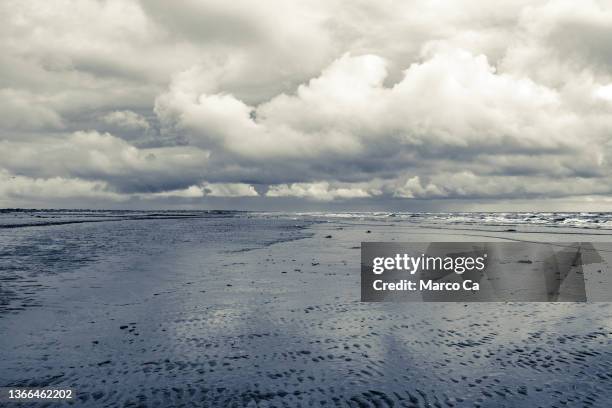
[0,170,123,202]
[202,183,258,197]
[1,0,612,208]
[154,53,387,159]
[156,48,606,183]
[394,177,444,199]
[141,183,257,199]
[0,131,210,193]
[267,181,377,201]
[594,84,612,102]
[502,0,612,86]
[0,89,63,130]
[101,110,150,131]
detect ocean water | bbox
[3,209,612,229]
[0,211,313,316]
[288,211,612,229]
[0,210,611,407]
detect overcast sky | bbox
[1,0,612,211]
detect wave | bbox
[265,211,612,230]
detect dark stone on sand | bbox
[325,235,332,238]
[120,325,128,329]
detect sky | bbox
[1,0,612,211]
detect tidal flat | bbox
[1,210,611,407]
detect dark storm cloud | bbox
[1,0,612,209]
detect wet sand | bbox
[1,214,611,407]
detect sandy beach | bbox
[1,211,612,407]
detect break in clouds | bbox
[1,0,612,209]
